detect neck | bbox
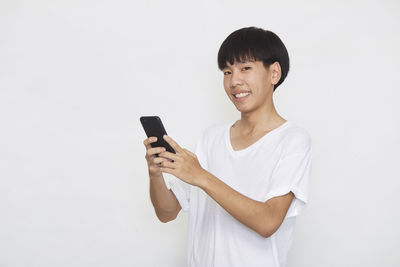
[236,98,285,134]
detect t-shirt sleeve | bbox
[168,128,208,212]
[264,136,313,218]
[169,178,191,212]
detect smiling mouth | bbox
[233,92,250,99]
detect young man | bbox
[143,27,312,267]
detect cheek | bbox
[223,79,230,93]
[252,76,267,91]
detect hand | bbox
[158,135,206,187]
[143,136,173,177]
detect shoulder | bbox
[279,121,312,155]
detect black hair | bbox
[217,27,290,91]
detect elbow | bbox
[159,217,172,223]
[156,211,178,223]
[154,202,181,223]
[257,228,273,238]
[158,215,176,223]
[256,223,279,238]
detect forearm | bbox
[198,170,274,237]
[149,172,181,222]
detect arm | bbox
[199,170,294,238]
[149,172,181,223]
[143,137,181,223]
[159,135,294,237]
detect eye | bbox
[223,70,231,75]
[242,66,251,71]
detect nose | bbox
[229,70,244,89]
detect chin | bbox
[235,105,253,114]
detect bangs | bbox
[218,47,258,69]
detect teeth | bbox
[234,92,250,98]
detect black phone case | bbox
[140,116,176,155]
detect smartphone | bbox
[140,116,176,155]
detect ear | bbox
[270,61,282,85]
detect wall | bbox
[1,0,399,266]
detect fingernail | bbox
[162,147,166,151]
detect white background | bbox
[1,0,399,266]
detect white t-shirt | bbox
[169,120,313,267]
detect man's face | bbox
[222,59,275,113]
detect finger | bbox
[143,137,158,149]
[158,151,180,162]
[146,146,166,158]
[163,135,184,153]
[152,157,168,165]
[160,167,175,176]
[159,160,175,169]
